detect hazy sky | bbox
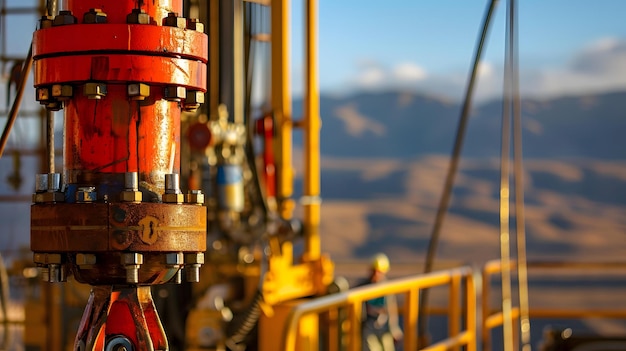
[292,0,626,101]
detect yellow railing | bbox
[482,260,626,351]
[281,266,476,351]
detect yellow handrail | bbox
[481,259,626,351]
[281,266,476,351]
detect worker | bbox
[359,253,403,351]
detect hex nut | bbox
[127,9,151,24]
[164,86,186,101]
[165,252,184,265]
[163,12,186,28]
[184,253,205,265]
[83,8,107,24]
[33,191,65,203]
[187,18,204,33]
[121,252,143,265]
[127,83,150,100]
[183,90,205,112]
[52,84,73,100]
[120,190,142,202]
[162,193,185,204]
[39,15,53,29]
[46,101,64,111]
[53,10,77,26]
[33,253,62,264]
[84,83,107,99]
[76,253,97,268]
[36,87,50,102]
[186,190,205,204]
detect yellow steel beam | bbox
[303,0,321,260]
[271,0,295,219]
[209,0,220,119]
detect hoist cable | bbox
[418,0,499,344]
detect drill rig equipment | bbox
[29,1,208,350]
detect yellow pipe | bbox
[303,0,321,260]
[271,0,295,219]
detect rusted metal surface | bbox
[31,202,206,252]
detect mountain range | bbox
[289,90,626,265]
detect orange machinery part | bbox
[32,0,207,193]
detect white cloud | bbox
[339,37,626,102]
[518,37,626,99]
[350,61,427,90]
[392,62,427,82]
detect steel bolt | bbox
[83,8,107,24]
[186,189,205,205]
[76,253,97,269]
[48,264,64,282]
[53,10,77,26]
[36,87,50,102]
[35,174,48,193]
[165,252,184,265]
[47,173,61,192]
[84,83,107,99]
[127,83,150,100]
[51,84,73,100]
[183,90,205,112]
[165,174,181,194]
[186,18,204,33]
[121,172,142,202]
[166,252,184,284]
[39,15,53,29]
[185,253,204,283]
[127,8,150,24]
[124,172,139,190]
[163,12,186,28]
[121,253,143,284]
[164,86,186,101]
[163,174,184,203]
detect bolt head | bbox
[162,193,185,204]
[127,9,151,24]
[184,253,205,265]
[163,12,186,28]
[121,252,143,265]
[39,15,53,29]
[120,190,142,202]
[75,253,97,266]
[186,190,205,204]
[164,86,186,101]
[33,191,65,203]
[165,252,184,265]
[52,84,73,100]
[36,87,50,102]
[127,83,150,100]
[84,83,107,99]
[53,11,77,26]
[183,90,205,112]
[187,18,204,33]
[33,253,62,264]
[83,9,107,24]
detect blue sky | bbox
[292,0,626,101]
